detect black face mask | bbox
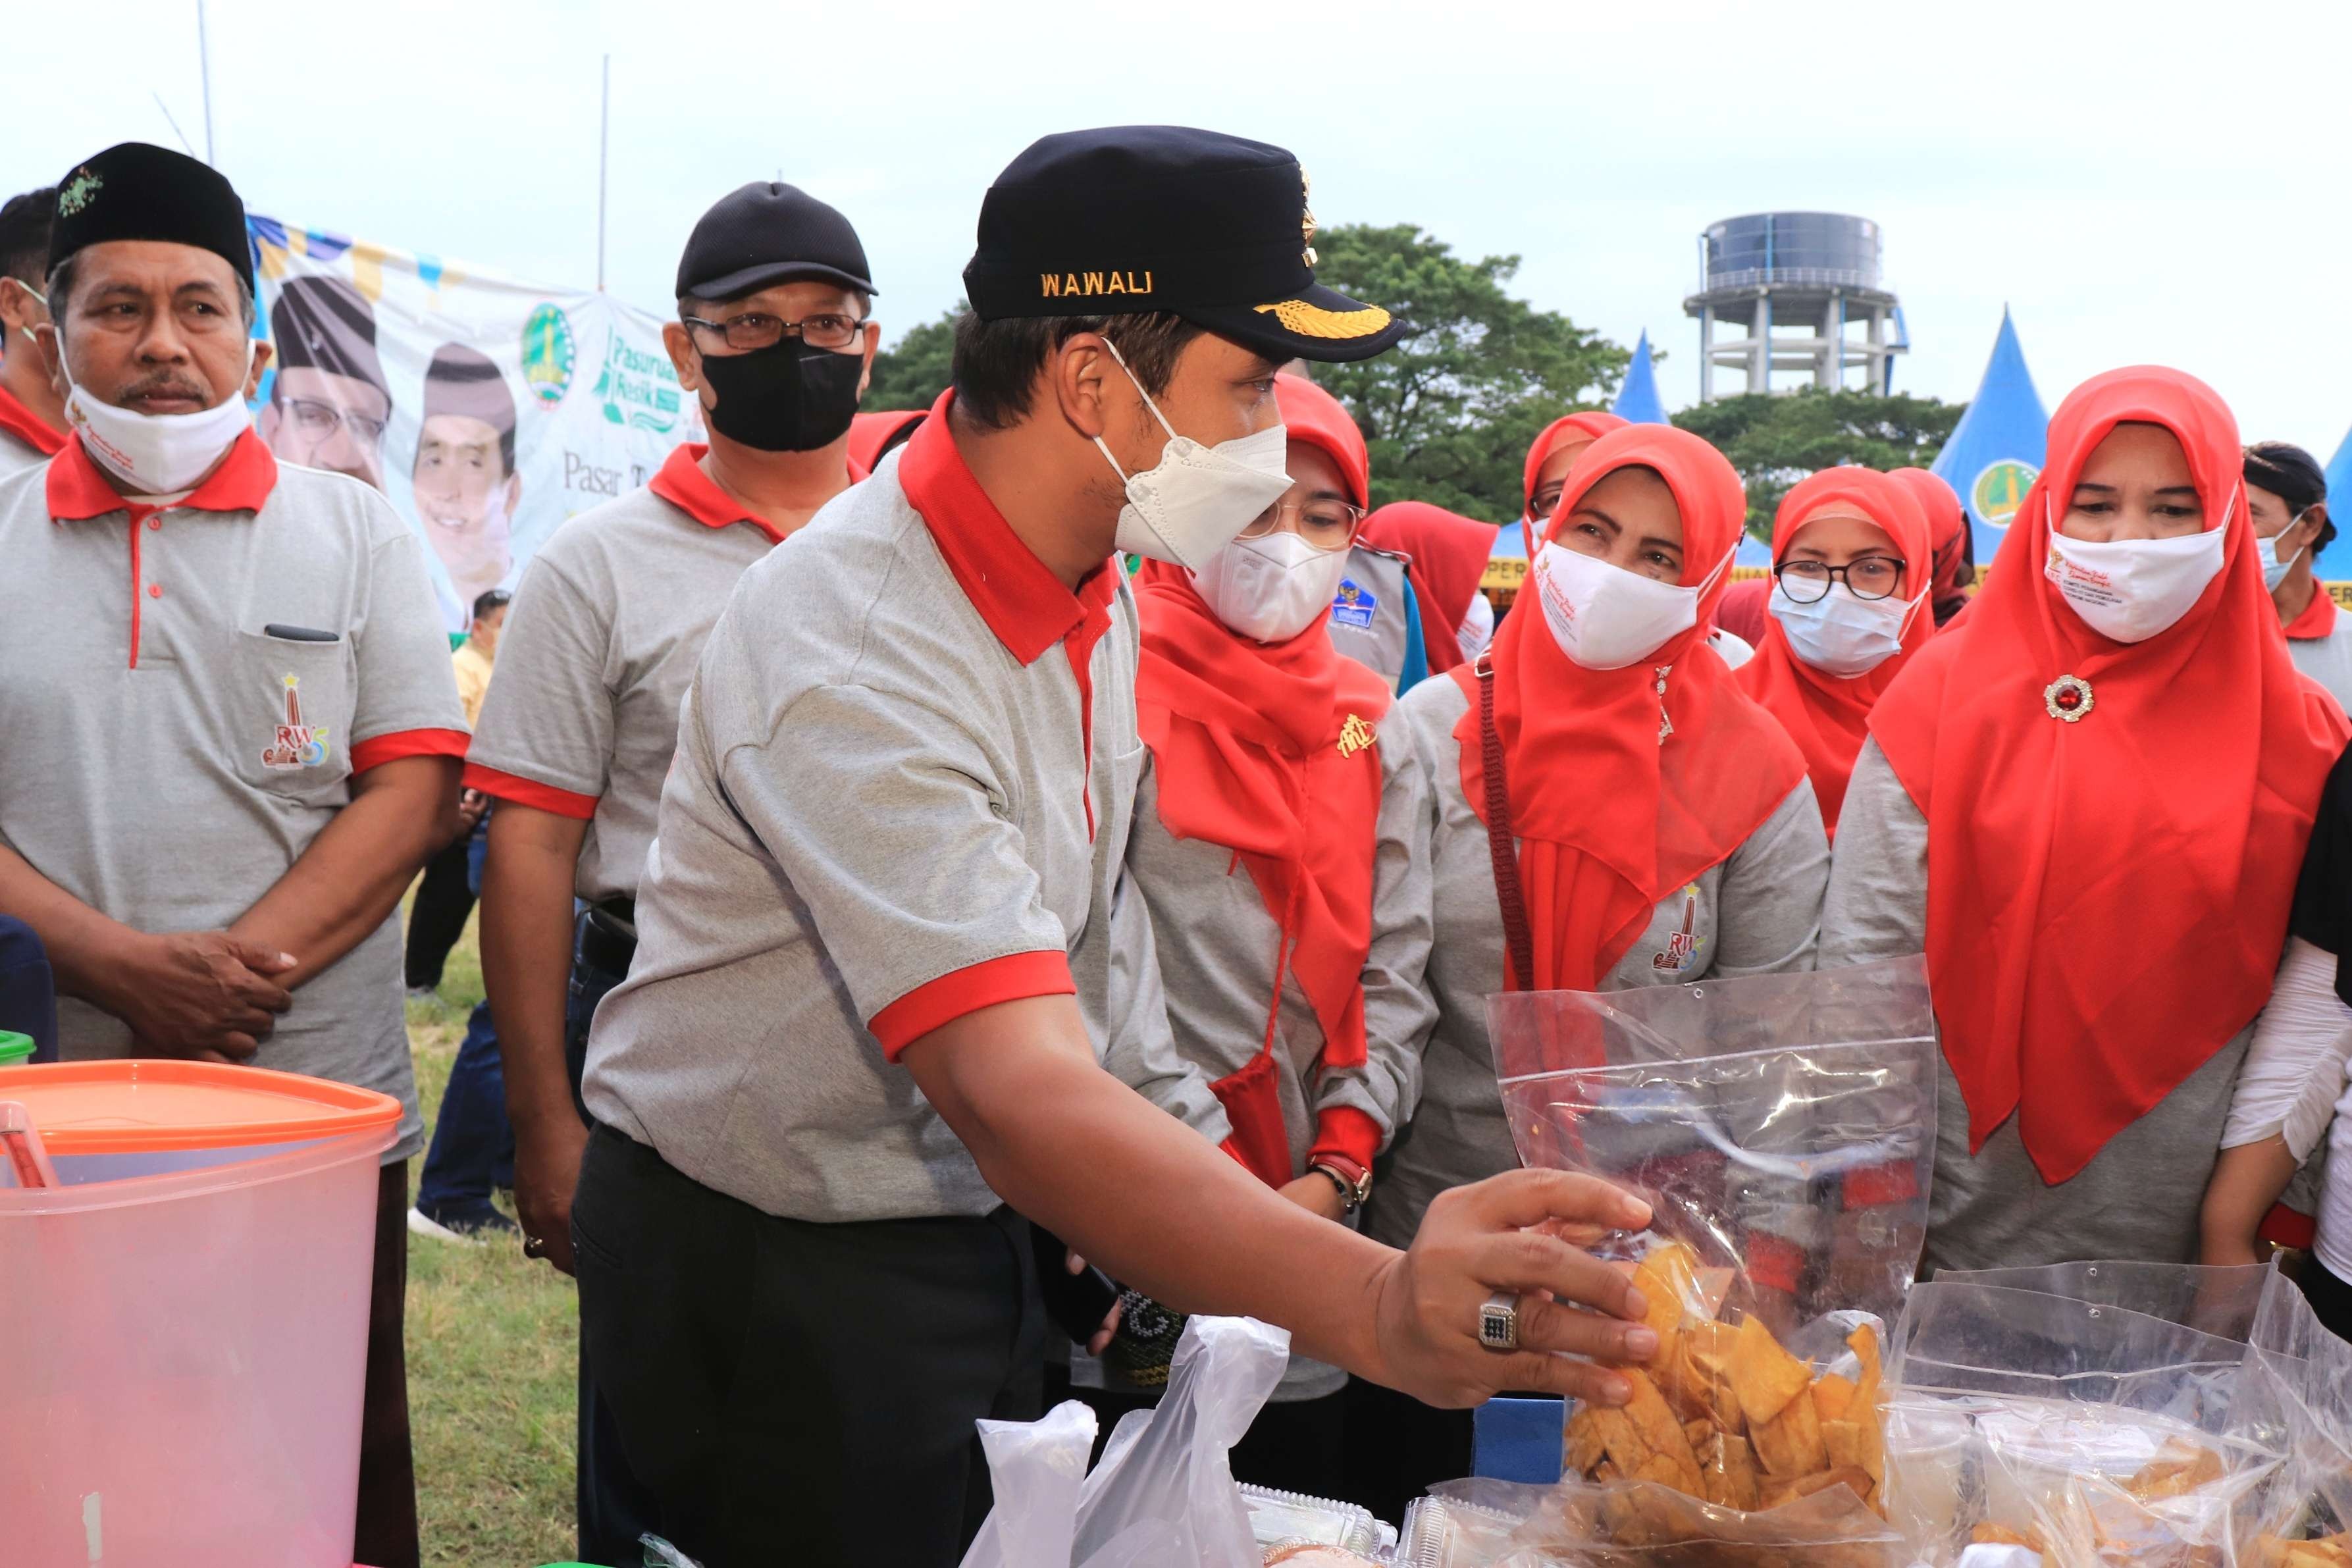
[696,339,863,453]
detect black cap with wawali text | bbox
[961,125,1403,365]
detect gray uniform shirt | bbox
[464,449,781,901]
[1819,737,2251,1273]
[1122,732,1437,1400]
[1328,543,1417,693]
[2288,615,2352,716]
[0,438,468,1161]
[582,446,1228,1222]
[1363,673,1830,1251]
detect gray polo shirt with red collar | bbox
[0,383,66,481]
[581,396,1229,1222]
[0,431,469,1159]
[463,442,861,903]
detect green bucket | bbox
[0,1032,33,1066]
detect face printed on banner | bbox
[414,414,518,604]
[36,239,271,494]
[259,274,393,491]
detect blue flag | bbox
[1931,309,2050,566]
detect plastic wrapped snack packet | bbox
[1484,958,1939,1565]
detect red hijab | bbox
[1889,467,1973,626]
[1274,373,1369,509]
[1361,502,1494,675]
[1869,367,2349,1184]
[1524,411,1631,513]
[1134,563,1394,1077]
[1453,425,1808,990]
[1738,468,1936,836]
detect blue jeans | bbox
[415,821,513,1222]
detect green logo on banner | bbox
[521,304,576,407]
[590,328,685,434]
[1972,459,2038,529]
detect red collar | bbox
[47,428,278,521]
[2285,582,2339,640]
[896,390,1115,664]
[0,383,65,457]
[649,442,869,547]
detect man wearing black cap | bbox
[260,273,392,491]
[0,142,467,1568]
[463,178,879,1563]
[412,342,523,629]
[569,126,1658,1565]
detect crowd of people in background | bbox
[0,127,2348,1568]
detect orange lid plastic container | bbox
[0,1060,402,1154]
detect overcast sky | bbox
[16,0,2350,462]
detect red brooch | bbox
[2043,674,2094,723]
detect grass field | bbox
[402,913,580,1565]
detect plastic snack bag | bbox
[2231,1267,2352,1561]
[1883,1268,2301,1567]
[1485,958,1939,1565]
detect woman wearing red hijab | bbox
[1121,374,1434,1498]
[1738,467,1936,835]
[1363,501,1498,670]
[1354,425,1828,1509]
[1523,410,1629,539]
[1822,367,2349,1272]
[1887,467,1975,628]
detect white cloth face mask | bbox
[2257,520,2309,592]
[1093,340,1293,571]
[1768,580,1920,677]
[1530,538,1731,671]
[64,338,256,495]
[1455,590,1496,662]
[2044,492,2230,644]
[1191,528,1355,644]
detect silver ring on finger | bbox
[1478,1290,1521,1353]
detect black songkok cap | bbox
[47,142,253,295]
[271,274,390,405]
[421,343,515,437]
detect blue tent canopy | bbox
[1613,330,1669,425]
[2324,425,2352,571]
[1931,309,2049,566]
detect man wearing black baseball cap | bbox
[463,177,879,1565]
[569,125,1658,1565]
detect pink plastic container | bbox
[0,1061,400,1565]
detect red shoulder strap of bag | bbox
[1475,651,1536,992]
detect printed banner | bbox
[248,216,696,633]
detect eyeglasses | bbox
[280,396,388,446]
[681,311,866,353]
[1238,497,1367,554]
[1774,556,1905,603]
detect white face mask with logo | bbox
[1768,581,1920,677]
[2044,491,2230,644]
[1191,529,1354,644]
[63,338,256,495]
[1530,539,1733,671]
[1093,339,1292,571]
[2257,520,2309,592]
[1455,590,1496,662]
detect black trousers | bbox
[402,834,475,991]
[2305,1252,2352,1343]
[573,1126,1045,1567]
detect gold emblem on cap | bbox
[57,167,103,217]
[1253,300,1393,340]
[1337,714,1376,758]
[1300,168,1318,269]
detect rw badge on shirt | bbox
[260,672,332,770]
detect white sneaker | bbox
[407,1206,482,1245]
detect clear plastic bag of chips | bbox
[1881,1264,2352,1567]
[1484,958,1938,1561]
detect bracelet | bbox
[1307,1164,1353,1206]
[1307,1156,1372,1211]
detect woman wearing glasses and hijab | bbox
[1119,372,1436,1496]
[1822,367,2348,1274]
[1351,424,1829,1515]
[1738,467,1937,837]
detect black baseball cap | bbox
[675,181,875,303]
[962,126,1403,365]
[47,142,253,296]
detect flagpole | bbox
[196,0,215,163]
[596,54,610,292]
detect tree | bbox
[1671,389,1965,538]
[866,304,961,411]
[1307,224,1629,522]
